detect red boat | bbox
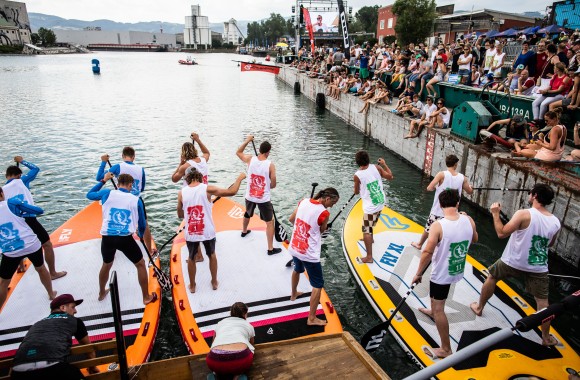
[178,58,197,65]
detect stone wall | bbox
[278,67,580,269]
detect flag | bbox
[302,7,315,53]
[240,63,280,75]
[337,0,350,59]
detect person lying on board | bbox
[471,184,561,347]
[177,168,245,293]
[206,302,255,380]
[4,156,66,280]
[412,189,478,360]
[0,187,56,310]
[288,188,339,326]
[86,173,157,305]
[10,294,99,379]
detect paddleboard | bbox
[0,202,161,370]
[170,197,342,354]
[342,198,578,379]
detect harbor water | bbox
[1,52,578,378]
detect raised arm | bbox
[7,198,44,218]
[236,135,254,164]
[191,133,210,162]
[376,158,393,180]
[14,157,39,187]
[491,203,527,239]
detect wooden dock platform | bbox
[88,332,389,379]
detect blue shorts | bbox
[292,257,324,288]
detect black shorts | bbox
[101,235,143,264]
[0,248,44,279]
[24,217,50,245]
[244,200,274,222]
[429,281,451,300]
[186,239,216,259]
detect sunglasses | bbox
[437,102,443,105]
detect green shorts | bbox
[488,259,549,299]
[360,68,369,79]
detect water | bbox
[1,53,577,377]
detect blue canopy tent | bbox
[537,24,568,34]
[520,26,540,35]
[483,30,500,38]
[495,28,518,37]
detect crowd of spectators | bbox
[288,29,580,162]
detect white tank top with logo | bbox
[118,162,144,197]
[0,201,42,257]
[501,208,560,273]
[2,179,35,205]
[431,214,473,285]
[182,184,216,242]
[183,157,209,187]
[245,156,271,203]
[288,199,327,263]
[430,171,465,217]
[355,165,385,214]
[100,190,139,236]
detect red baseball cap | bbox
[50,294,83,309]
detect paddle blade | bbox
[274,218,288,243]
[361,326,389,352]
[153,266,173,292]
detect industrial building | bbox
[223,18,242,45]
[52,29,176,48]
[184,4,211,49]
[0,0,31,45]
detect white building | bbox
[223,18,240,45]
[0,0,32,45]
[52,29,176,47]
[184,4,211,49]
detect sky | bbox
[23,0,548,24]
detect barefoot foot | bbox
[211,280,219,290]
[307,317,327,326]
[98,289,110,301]
[470,302,483,316]
[361,256,374,263]
[418,307,433,318]
[290,291,304,301]
[189,283,196,293]
[48,290,57,300]
[195,254,204,263]
[424,346,451,359]
[144,292,158,305]
[411,242,422,250]
[51,271,67,280]
[542,335,558,346]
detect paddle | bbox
[473,187,530,191]
[139,238,172,292]
[360,263,431,352]
[106,160,118,190]
[320,193,357,239]
[285,182,319,267]
[250,140,287,243]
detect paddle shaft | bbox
[285,183,319,267]
[361,263,431,352]
[327,193,356,228]
[474,187,530,192]
[106,160,118,190]
[156,225,186,255]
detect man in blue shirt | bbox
[4,156,66,280]
[512,41,536,76]
[87,173,157,305]
[359,50,370,80]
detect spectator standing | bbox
[490,42,505,78]
[457,45,473,85]
[512,41,536,76]
[483,40,496,74]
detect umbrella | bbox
[275,42,288,48]
[537,24,567,34]
[496,28,518,37]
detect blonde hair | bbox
[181,142,198,161]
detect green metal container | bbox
[451,101,493,143]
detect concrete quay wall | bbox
[277,67,580,269]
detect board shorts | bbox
[186,238,216,259]
[244,200,274,222]
[360,68,369,79]
[362,210,381,234]
[424,214,443,233]
[101,235,143,264]
[206,348,253,376]
[292,257,324,288]
[24,217,50,245]
[430,281,451,300]
[0,247,44,280]
[488,259,549,299]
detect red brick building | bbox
[377,5,397,43]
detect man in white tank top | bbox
[172,133,211,263]
[412,154,473,250]
[412,189,478,359]
[288,188,339,326]
[470,184,561,347]
[354,151,394,263]
[236,136,280,256]
[177,168,246,293]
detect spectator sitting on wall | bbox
[513,120,544,156]
[514,69,536,96]
[416,53,434,96]
[358,81,391,114]
[514,108,567,161]
[497,64,524,93]
[393,83,415,110]
[564,121,580,161]
[426,56,446,98]
[485,114,529,145]
[425,97,451,129]
[404,96,438,138]
[548,66,580,112]
[396,93,424,118]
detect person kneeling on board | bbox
[288,188,339,326]
[0,187,56,310]
[177,168,246,293]
[206,302,255,380]
[10,294,99,379]
[412,189,478,359]
[86,173,157,305]
[470,184,561,346]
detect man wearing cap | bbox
[485,115,529,145]
[11,294,99,379]
[512,41,536,76]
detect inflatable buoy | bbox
[293,82,300,94]
[265,55,271,61]
[91,58,100,74]
[316,93,325,109]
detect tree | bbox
[212,38,223,48]
[355,6,380,34]
[37,27,56,46]
[31,33,40,45]
[392,0,436,46]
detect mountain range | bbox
[29,13,250,36]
